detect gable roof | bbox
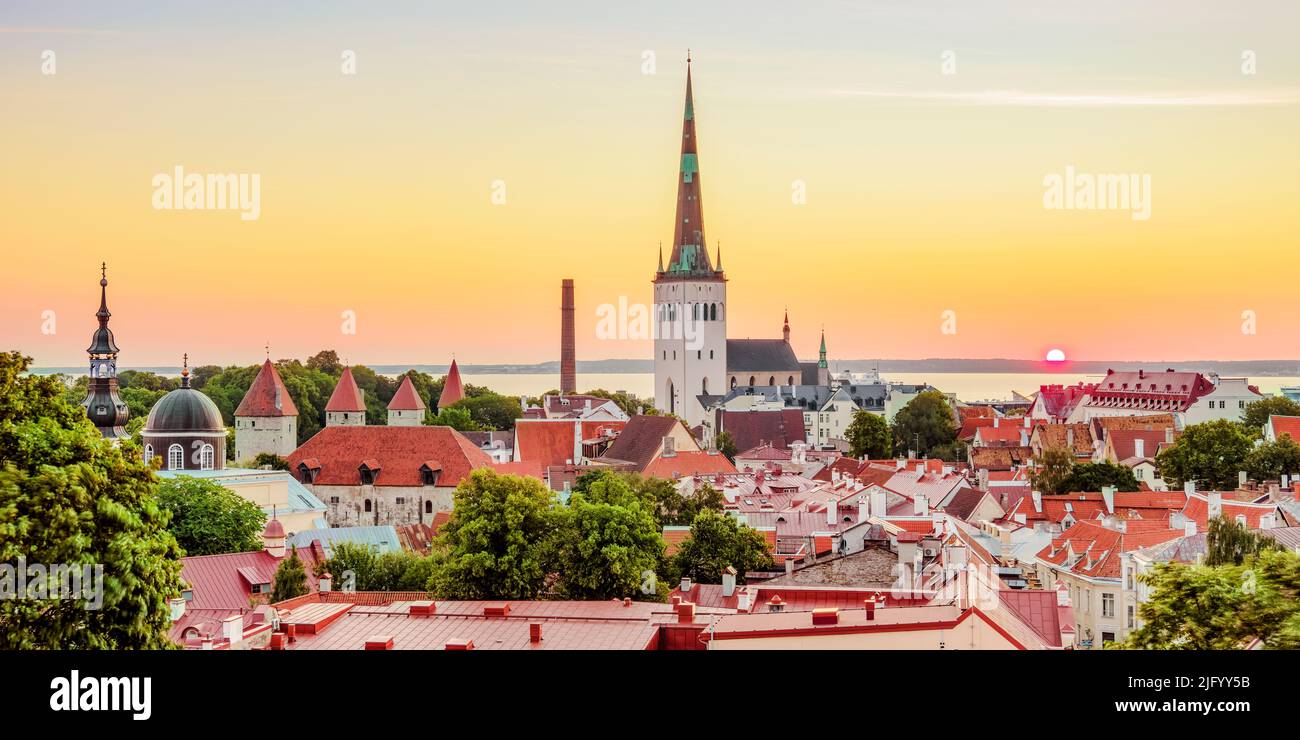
[726,339,802,373]
[287,426,492,487]
[643,451,737,479]
[1036,520,1183,579]
[1268,415,1300,441]
[235,359,299,418]
[942,487,995,522]
[601,415,687,471]
[514,420,579,468]
[388,375,426,411]
[1031,423,1094,456]
[325,367,366,413]
[717,408,806,452]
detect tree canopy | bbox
[1030,446,1076,495]
[1154,419,1254,490]
[1243,435,1300,483]
[555,474,665,600]
[671,510,774,584]
[845,409,891,459]
[1057,461,1140,493]
[1240,396,1300,436]
[891,391,957,457]
[154,475,266,556]
[270,546,309,603]
[0,351,184,649]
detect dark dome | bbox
[145,387,225,433]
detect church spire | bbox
[663,53,715,276]
[818,329,828,369]
[783,309,790,343]
[84,263,128,439]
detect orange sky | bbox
[2,2,1298,368]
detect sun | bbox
[1045,348,1066,362]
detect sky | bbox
[3,1,1298,368]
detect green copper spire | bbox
[818,329,828,369]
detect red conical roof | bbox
[438,359,465,409]
[388,375,426,411]
[325,367,366,412]
[235,359,299,417]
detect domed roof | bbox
[146,387,225,433]
[263,517,285,538]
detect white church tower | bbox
[654,55,726,429]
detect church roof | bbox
[146,387,225,433]
[388,375,426,411]
[726,339,802,373]
[235,359,299,417]
[86,267,119,355]
[438,359,465,409]
[325,367,366,413]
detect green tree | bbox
[270,546,309,602]
[452,394,523,431]
[1205,514,1281,567]
[1244,435,1300,483]
[1030,446,1075,495]
[0,351,184,649]
[313,541,434,592]
[892,391,957,457]
[427,469,563,599]
[1057,462,1140,493]
[155,475,267,556]
[1154,419,1254,490]
[1240,396,1300,437]
[845,409,891,459]
[1122,549,1300,649]
[251,452,290,470]
[428,405,483,432]
[556,475,665,600]
[714,430,738,461]
[304,350,343,375]
[672,510,774,584]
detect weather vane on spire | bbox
[101,262,107,279]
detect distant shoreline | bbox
[29,358,1300,377]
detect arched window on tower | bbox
[200,444,215,471]
[702,377,709,395]
[748,376,756,386]
[710,303,717,321]
[425,500,433,514]
[144,445,153,464]
[167,444,183,471]
[364,499,372,512]
[730,377,737,390]
[788,376,795,386]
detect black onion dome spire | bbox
[83,262,129,439]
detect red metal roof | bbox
[287,426,492,486]
[1269,415,1300,441]
[235,359,299,417]
[325,367,366,413]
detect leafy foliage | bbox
[312,541,435,592]
[0,351,184,649]
[271,546,309,602]
[154,475,266,556]
[891,391,957,457]
[1122,548,1300,649]
[251,452,290,471]
[1030,446,1076,495]
[1205,515,1282,567]
[845,409,891,459]
[555,475,665,600]
[1243,435,1300,483]
[1240,396,1300,437]
[1057,462,1140,493]
[671,510,774,584]
[1154,419,1254,490]
[428,405,483,432]
[427,469,563,599]
[714,430,738,461]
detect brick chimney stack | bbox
[560,279,576,394]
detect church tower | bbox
[83,263,129,440]
[325,366,367,426]
[653,55,726,427]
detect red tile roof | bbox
[643,451,737,479]
[437,359,465,409]
[1107,429,1177,461]
[1033,383,1094,421]
[717,409,806,452]
[287,426,492,486]
[1269,415,1300,441]
[1036,520,1183,579]
[1086,369,1216,413]
[514,420,578,468]
[388,375,426,411]
[325,367,366,413]
[235,359,299,417]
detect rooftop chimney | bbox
[1184,480,1195,496]
[221,614,243,646]
[677,602,696,623]
[1031,490,1043,513]
[679,576,693,593]
[1133,438,1145,459]
[1184,519,1196,537]
[827,499,839,526]
[1208,491,1222,518]
[318,572,333,593]
[1165,427,1174,444]
[1239,470,1248,488]
[1101,486,1116,515]
[529,623,543,644]
[560,279,576,394]
[864,598,876,620]
[859,498,870,523]
[914,494,929,517]
[169,597,186,622]
[721,567,737,597]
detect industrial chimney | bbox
[560,279,576,394]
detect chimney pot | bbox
[677,602,696,623]
[811,608,839,625]
[364,634,394,650]
[529,623,543,643]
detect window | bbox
[364,499,372,512]
[697,350,701,360]
[395,497,406,505]
[768,376,775,386]
[1127,605,1135,629]
[330,496,339,504]
[425,500,433,514]
[199,443,215,470]
[1102,631,1116,644]
[748,376,756,386]
[143,444,153,463]
[1102,592,1115,618]
[167,444,183,471]
[710,350,714,359]
[1239,400,1245,408]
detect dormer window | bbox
[358,459,381,486]
[420,462,442,487]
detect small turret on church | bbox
[82,263,130,440]
[234,357,299,461]
[325,367,367,426]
